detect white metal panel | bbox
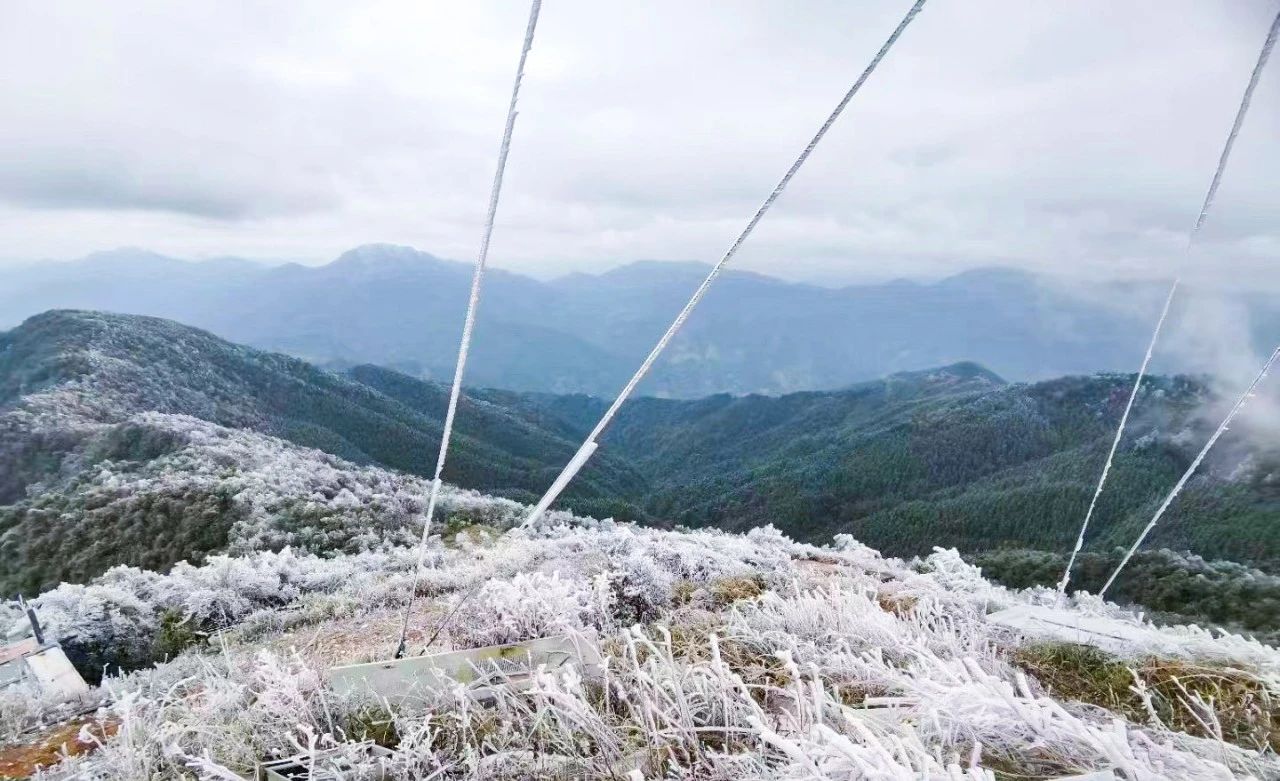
[23,646,91,697]
[329,634,601,705]
[987,604,1149,654]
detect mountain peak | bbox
[78,248,183,272]
[871,362,1006,394]
[327,244,459,272]
[922,361,1006,384]
[608,259,714,276]
[84,246,171,262]
[936,266,1039,290]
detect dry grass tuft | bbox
[875,590,918,617]
[343,706,399,749]
[1014,642,1280,752]
[671,579,698,606]
[708,575,765,607]
[440,516,500,548]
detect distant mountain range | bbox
[4,245,1275,398]
[4,310,1278,596]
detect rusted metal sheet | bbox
[0,637,39,666]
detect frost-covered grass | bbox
[7,514,1280,779]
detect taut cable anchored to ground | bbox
[394,0,542,660]
[1057,7,1280,597]
[521,0,929,527]
[1099,345,1280,598]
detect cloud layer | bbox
[1,1,1277,285]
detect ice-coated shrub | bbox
[14,518,1280,780]
[604,548,675,625]
[0,686,79,744]
[32,581,160,681]
[434,486,526,531]
[903,546,1010,607]
[450,571,611,648]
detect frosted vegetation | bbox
[0,394,525,595]
[5,312,1280,777]
[8,309,1280,611]
[7,497,1280,778]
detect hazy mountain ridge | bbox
[4,245,1271,397]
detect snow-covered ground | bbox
[6,506,1280,779]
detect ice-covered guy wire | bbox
[395,0,542,660]
[1058,8,1280,597]
[521,0,929,527]
[1100,345,1280,598]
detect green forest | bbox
[511,367,1280,573]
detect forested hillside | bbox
[510,366,1280,570]
[0,310,643,507]
[0,311,646,592]
[4,310,1278,599]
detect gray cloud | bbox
[0,155,338,219]
[0,0,1277,287]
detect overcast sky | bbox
[1,1,1278,285]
